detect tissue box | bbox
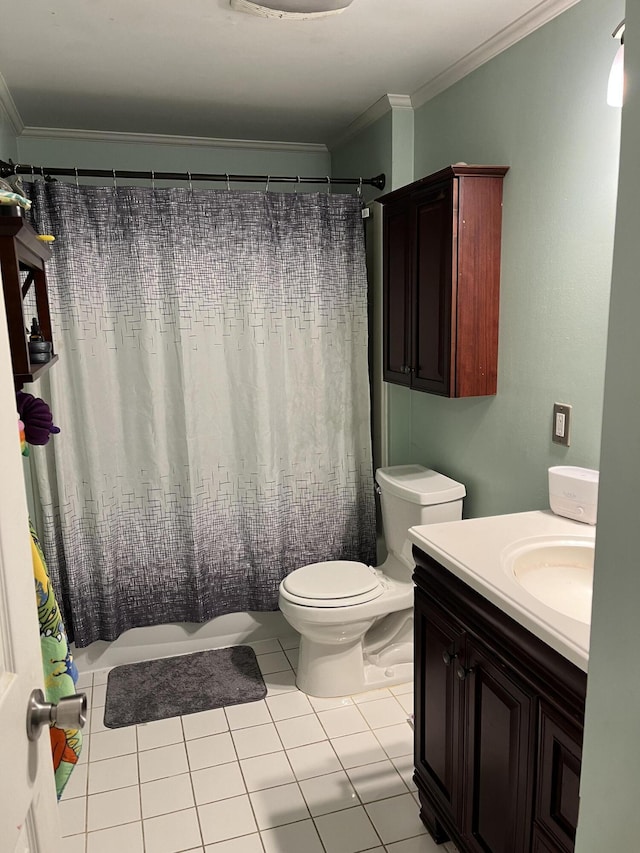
[548,466,599,525]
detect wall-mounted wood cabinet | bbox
[378,165,508,397]
[413,547,585,853]
[0,213,57,388]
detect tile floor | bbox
[61,636,460,853]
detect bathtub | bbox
[71,610,294,672]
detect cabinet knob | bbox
[456,664,474,681]
[442,648,458,666]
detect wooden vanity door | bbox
[414,588,465,832]
[535,702,582,852]
[461,635,535,853]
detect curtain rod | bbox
[0,160,385,191]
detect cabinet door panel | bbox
[455,175,504,397]
[536,703,582,852]
[532,826,560,853]
[414,588,463,822]
[463,638,534,853]
[383,202,412,385]
[412,182,454,394]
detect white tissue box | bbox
[548,466,599,525]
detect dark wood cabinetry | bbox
[462,634,535,853]
[0,213,57,387]
[413,547,586,853]
[414,590,463,832]
[536,703,582,851]
[378,165,508,397]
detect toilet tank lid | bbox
[376,465,466,505]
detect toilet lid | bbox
[282,561,381,601]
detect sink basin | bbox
[501,536,595,624]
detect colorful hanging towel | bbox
[0,188,31,210]
[31,521,83,799]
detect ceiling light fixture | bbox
[230,0,355,20]
[607,20,625,107]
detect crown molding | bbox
[330,94,412,151]
[19,126,328,154]
[0,72,24,136]
[412,0,581,109]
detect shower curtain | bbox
[26,181,376,647]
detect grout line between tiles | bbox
[77,643,417,853]
[235,758,268,850]
[181,710,206,852]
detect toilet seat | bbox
[281,561,384,608]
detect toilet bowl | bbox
[278,465,466,697]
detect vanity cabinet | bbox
[413,547,586,853]
[378,165,508,397]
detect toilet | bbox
[278,464,466,697]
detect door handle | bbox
[26,688,87,741]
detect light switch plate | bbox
[552,402,572,446]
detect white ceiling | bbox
[1,0,576,145]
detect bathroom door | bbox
[0,280,61,852]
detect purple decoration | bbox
[16,391,60,445]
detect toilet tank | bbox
[376,465,466,566]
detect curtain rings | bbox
[151,170,156,191]
[112,169,118,189]
[294,176,300,194]
[326,176,331,195]
[265,175,270,192]
[74,167,79,188]
[187,171,193,192]
[226,173,230,191]
[357,177,363,198]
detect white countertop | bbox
[408,510,595,672]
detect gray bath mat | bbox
[103,645,267,728]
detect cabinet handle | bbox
[456,664,474,681]
[442,648,458,666]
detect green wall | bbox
[16,134,330,191]
[576,1,640,845]
[395,0,622,517]
[331,101,415,198]
[332,104,415,480]
[0,107,17,162]
[331,109,394,202]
